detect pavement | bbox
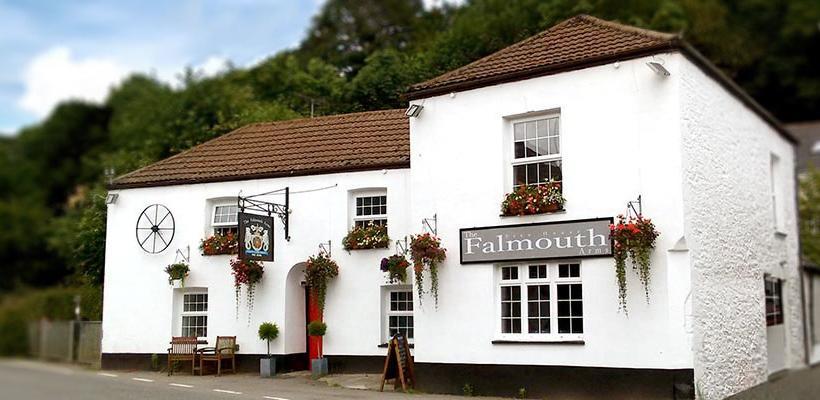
[0,359,502,400]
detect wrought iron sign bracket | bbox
[319,240,331,257]
[238,187,290,241]
[395,236,408,256]
[422,214,437,235]
[627,195,642,219]
[175,245,190,264]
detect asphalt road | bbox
[0,359,484,400]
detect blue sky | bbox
[0,0,326,135]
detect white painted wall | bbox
[408,54,693,369]
[102,168,411,357]
[678,56,803,399]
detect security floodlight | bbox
[646,61,670,77]
[105,193,119,205]
[405,104,423,118]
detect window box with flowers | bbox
[200,232,238,256]
[342,223,390,251]
[501,182,565,216]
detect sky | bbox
[0,0,332,135]
[0,0,460,136]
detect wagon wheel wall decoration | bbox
[136,204,175,254]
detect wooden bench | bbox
[167,336,198,376]
[198,336,236,376]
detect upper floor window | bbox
[353,193,387,228]
[212,204,238,236]
[512,116,562,190]
[770,154,785,233]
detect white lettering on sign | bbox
[460,219,612,263]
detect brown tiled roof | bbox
[110,109,409,189]
[407,15,679,99]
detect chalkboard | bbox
[379,333,415,392]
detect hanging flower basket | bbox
[610,214,659,313]
[165,262,190,287]
[410,233,447,307]
[501,182,565,216]
[380,254,411,284]
[200,232,238,255]
[305,253,339,314]
[342,223,390,251]
[230,258,264,324]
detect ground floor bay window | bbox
[496,262,583,342]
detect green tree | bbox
[800,168,820,266]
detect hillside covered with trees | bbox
[1,0,818,302]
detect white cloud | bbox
[18,47,128,117]
[195,56,230,77]
[423,0,465,9]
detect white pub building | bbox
[102,16,807,399]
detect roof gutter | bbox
[107,161,411,190]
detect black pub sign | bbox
[238,212,274,262]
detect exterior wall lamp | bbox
[646,61,670,77]
[405,104,423,118]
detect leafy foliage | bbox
[610,214,660,313]
[381,254,411,284]
[0,0,817,303]
[230,258,264,324]
[308,320,327,337]
[409,233,446,307]
[342,223,390,251]
[799,168,820,267]
[304,254,340,314]
[258,321,279,357]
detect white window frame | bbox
[211,203,238,235]
[495,262,583,342]
[352,190,388,228]
[180,290,208,338]
[769,153,786,234]
[383,285,413,343]
[509,113,562,190]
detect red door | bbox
[307,289,322,366]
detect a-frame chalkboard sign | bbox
[379,333,415,392]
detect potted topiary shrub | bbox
[308,320,328,379]
[258,322,279,378]
[165,262,190,288]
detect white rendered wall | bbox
[678,56,803,399]
[102,168,410,357]
[408,54,692,369]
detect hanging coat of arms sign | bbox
[238,212,274,261]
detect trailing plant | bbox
[307,320,327,337]
[164,262,189,286]
[501,181,565,216]
[380,254,410,284]
[200,232,238,255]
[304,253,339,314]
[258,322,279,358]
[610,214,659,312]
[410,233,446,307]
[230,258,264,323]
[342,223,390,251]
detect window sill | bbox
[345,247,390,252]
[499,209,566,218]
[378,343,414,348]
[491,339,584,345]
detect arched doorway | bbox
[284,262,308,370]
